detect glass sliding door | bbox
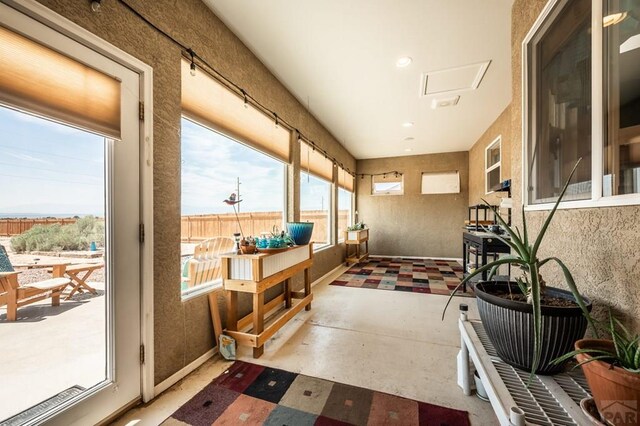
[0,4,142,425]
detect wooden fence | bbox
[181,210,349,243]
[0,218,77,237]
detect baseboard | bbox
[370,254,463,262]
[153,347,218,397]
[312,263,347,287]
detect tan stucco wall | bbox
[35,0,355,384]
[468,0,640,333]
[468,106,512,206]
[356,152,469,258]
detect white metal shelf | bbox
[458,313,592,425]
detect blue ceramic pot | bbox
[286,222,314,245]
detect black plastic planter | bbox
[475,281,591,375]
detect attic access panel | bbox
[421,61,491,96]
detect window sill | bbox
[181,279,223,302]
[525,194,640,211]
[312,243,333,254]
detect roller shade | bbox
[300,140,334,182]
[338,166,354,192]
[0,25,121,139]
[181,59,291,163]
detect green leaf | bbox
[482,199,530,262]
[531,159,581,260]
[576,355,618,369]
[527,263,543,385]
[551,348,616,365]
[441,257,528,320]
[542,257,598,338]
[521,207,529,248]
[634,344,640,369]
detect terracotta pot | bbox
[240,244,257,254]
[575,339,640,426]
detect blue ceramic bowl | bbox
[286,222,314,245]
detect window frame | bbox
[523,0,640,210]
[337,187,354,243]
[485,136,502,194]
[371,174,404,196]
[300,171,333,251]
[179,116,288,300]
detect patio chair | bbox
[182,237,235,289]
[0,245,70,321]
[182,237,235,343]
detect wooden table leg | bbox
[253,292,265,358]
[284,278,292,309]
[304,268,311,311]
[226,291,238,332]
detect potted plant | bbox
[443,160,595,379]
[552,313,640,426]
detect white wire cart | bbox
[457,304,594,426]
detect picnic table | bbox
[13,261,104,300]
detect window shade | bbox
[181,59,291,163]
[338,166,354,192]
[0,25,121,139]
[300,140,334,182]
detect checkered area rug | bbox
[163,361,470,425]
[330,257,474,298]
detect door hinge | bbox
[139,223,145,244]
[139,101,145,121]
[140,344,145,364]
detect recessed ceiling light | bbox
[396,56,412,68]
[402,122,414,127]
[404,137,415,141]
[404,148,412,152]
[603,12,627,27]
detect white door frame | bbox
[3,0,156,406]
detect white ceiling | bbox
[205,0,513,159]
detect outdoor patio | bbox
[0,237,106,422]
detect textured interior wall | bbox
[356,152,469,258]
[468,106,512,206]
[35,0,355,384]
[471,0,640,333]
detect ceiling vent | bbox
[421,60,491,97]
[431,95,460,109]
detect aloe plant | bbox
[552,310,640,373]
[443,159,597,379]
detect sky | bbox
[0,108,350,218]
[182,118,341,215]
[0,106,105,217]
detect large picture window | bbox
[338,187,353,239]
[524,0,640,208]
[300,172,331,250]
[180,117,286,298]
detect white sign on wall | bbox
[421,171,460,194]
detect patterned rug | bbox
[330,257,474,298]
[163,361,470,425]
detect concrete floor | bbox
[0,282,106,421]
[114,265,497,425]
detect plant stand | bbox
[344,228,369,265]
[457,304,593,425]
[220,244,313,358]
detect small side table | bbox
[344,228,369,265]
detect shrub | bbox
[10,216,105,253]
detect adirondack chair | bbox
[0,245,71,321]
[183,237,235,289]
[182,237,235,344]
